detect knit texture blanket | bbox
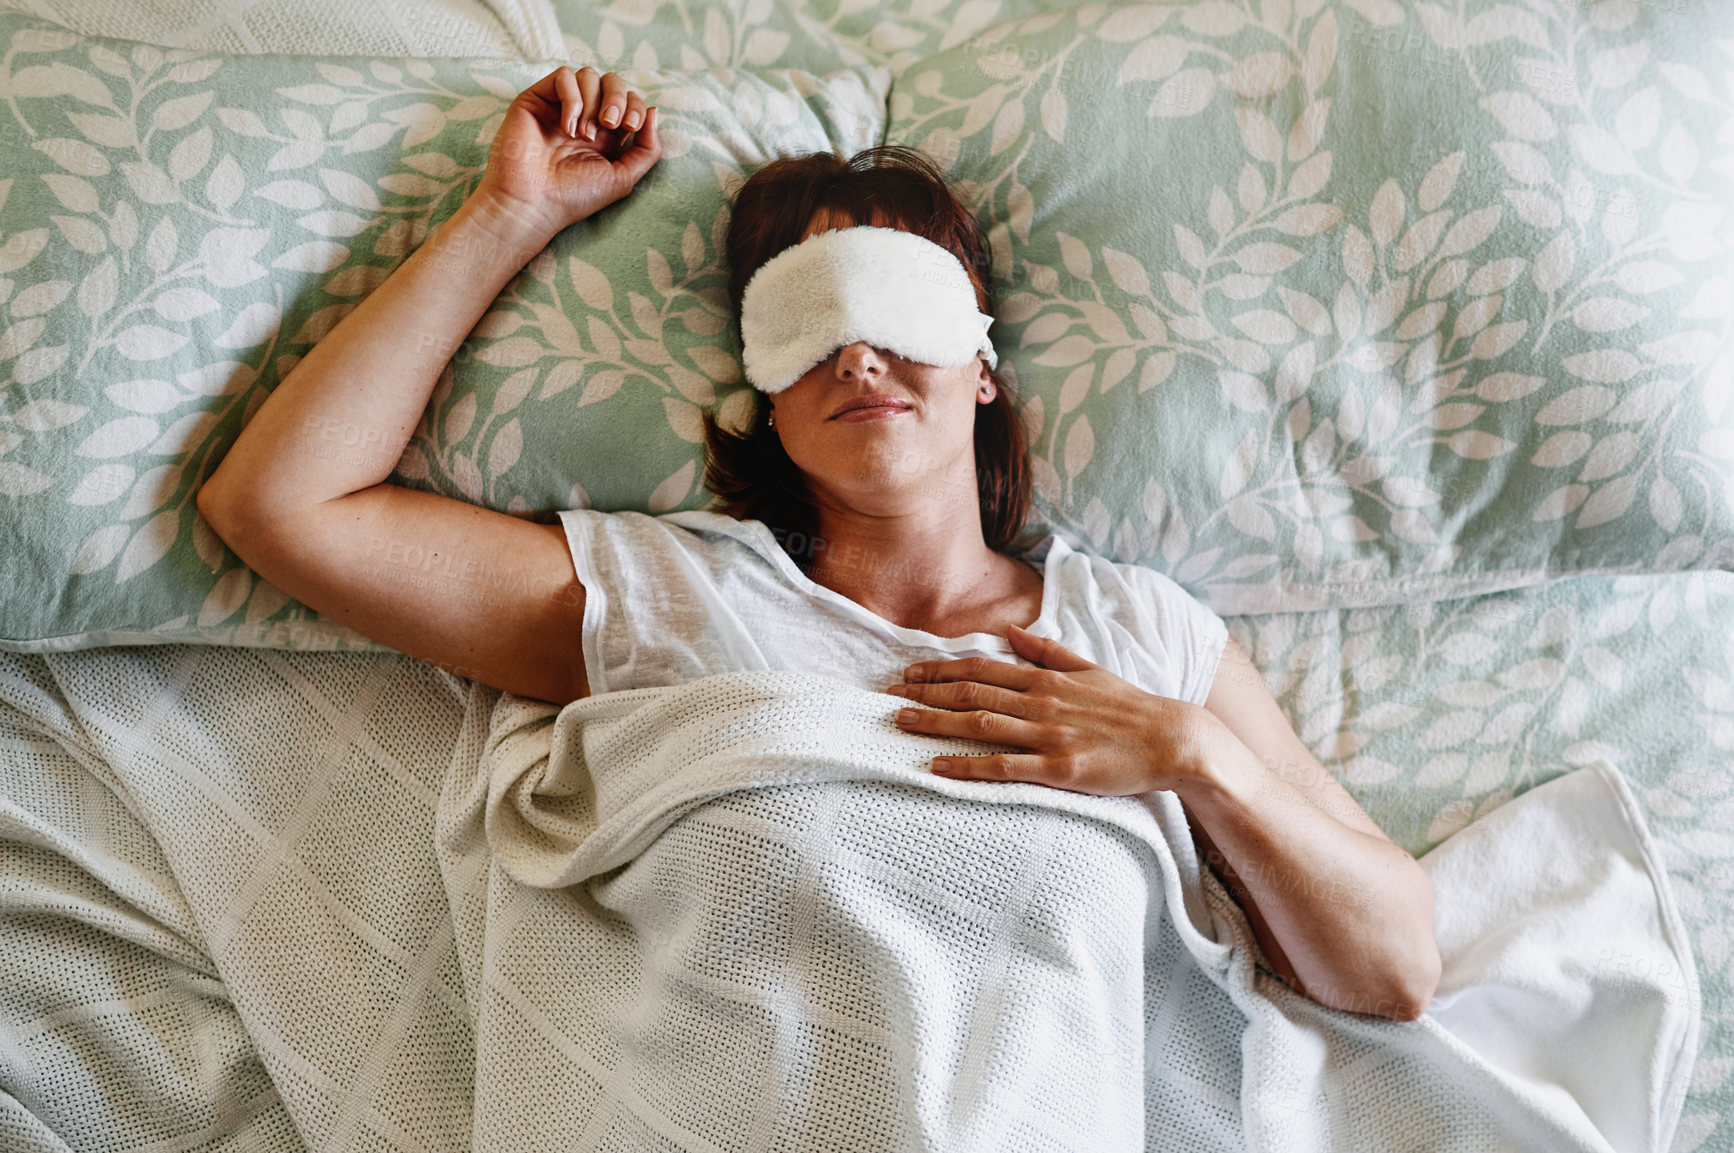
[435,669,1698,1152]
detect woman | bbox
[197,66,1439,1023]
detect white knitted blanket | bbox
[437,669,1699,1153]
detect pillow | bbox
[0,12,887,651]
[887,0,1734,614]
[547,0,1002,76]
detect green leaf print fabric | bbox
[882,0,1734,613]
[0,13,886,650]
[2,1,1731,649]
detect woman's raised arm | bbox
[198,67,660,705]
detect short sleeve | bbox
[557,509,775,695]
[1124,564,1231,708]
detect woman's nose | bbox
[834,341,887,379]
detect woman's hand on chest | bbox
[885,624,1209,795]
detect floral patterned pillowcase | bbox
[0,12,887,651]
[889,0,1734,614]
[6,3,1732,654]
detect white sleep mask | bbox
[739,225,998,394]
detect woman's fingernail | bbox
[566,114,577,137]
[602,106,620,126]
[897,709,917,723]
[584,120,595,140]
[625,110,642,130]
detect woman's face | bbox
[768,206,996,521]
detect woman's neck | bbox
[801,498,1031,637]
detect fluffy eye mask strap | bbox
[739,225,999,394]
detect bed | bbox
[1,0,1730,1149]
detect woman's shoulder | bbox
[559,505,753,535]
[1034,529,1218,618]
[558,506,782,562]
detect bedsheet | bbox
[1,567,1729,1150]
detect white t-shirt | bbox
[557,509,1229,706]
[554,509,1247,1146]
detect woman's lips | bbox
[832,404,910,423]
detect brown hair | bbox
[699,145,1033,566]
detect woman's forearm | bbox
[1174,715,1441,1019]
[201,189,557,514]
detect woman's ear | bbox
[977,361,996,403]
